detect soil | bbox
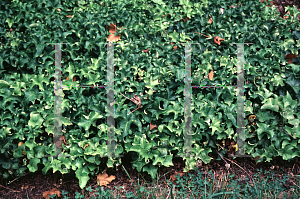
[1,0,300,198]
[1,155,300,198]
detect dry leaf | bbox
[43,188,61,199]
[240,175,246,180]
[170,171,185,181]
[21,185,29,191]
[107,23,117,34]
[283,11,290,20]
[225,163,230,170]
[99,2,106,7]
[195,159,202,167]
[66,15,73,18]
[18,142,27,155]
[182,17,189,22]
[208,70,214,80]
[106,22,122,42]
[285,53,298,64]
[62,135,67,146]
[84,144,89,149]
[214,36,225,45]
[220,8,224,14]
[66,76,69,80]
[254,156,260,164]
[142,48,149,53]
[150,123,157,130]
[97,171,116,186]
[171,42,178,51]
[107,34,121,42]
[208,17,213,24]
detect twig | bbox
[8,172,30,185]
[214,150,237,176]
[215,150,256,186]
[223,155,254,181]
[0,184,20,192]
[276,125,296,139]
[193,31,213,38]
[119,92,141,115]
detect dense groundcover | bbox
[1,0,300,197]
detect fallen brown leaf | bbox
[107,34,121,42]
[170,171,185,182]
[107,23,117,34]
[18,142,27,155]
[97,171,116,186]
[43,188,61,199]
[182,17,189,22]
[283,11,290,20]
[62,135,67,146]
[214,36,225,45]
[208,70,214,80]
[171,42,178,51]
[142,48,149,53]
[150,123,157,130]
[208,17,213,24]
[285,53,298,64]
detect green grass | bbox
[40,165,300,199]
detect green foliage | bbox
[0,0,300,191]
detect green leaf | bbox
[179,32,192,42]
[261,98,279,112]
[0,80,10,89]
[144,76,160,90]
[78,111,104,131]
[270,75,285,87]
[256,123,274,140]
[132,159,148,173]
[286,75,300,96]
[119,115,142,138]
[27,157,40,173]
[220,56,229,67]
[151,0,165,5]
[2,162,11,169]
[161,101,183,120]
[29,74,49,91]
[127,134,153,162]
[279,39,294,52]
[34,44,45,58]
[168,30,179,42]
[158,124,164,133]
[210,118,222,135]
[256,111,273,123]
[143,164,158,179]
[162,155,173,167]
[11,82,26,96]
[76,167,90,189]
[5,18,14,28]
[28,113,44,127]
